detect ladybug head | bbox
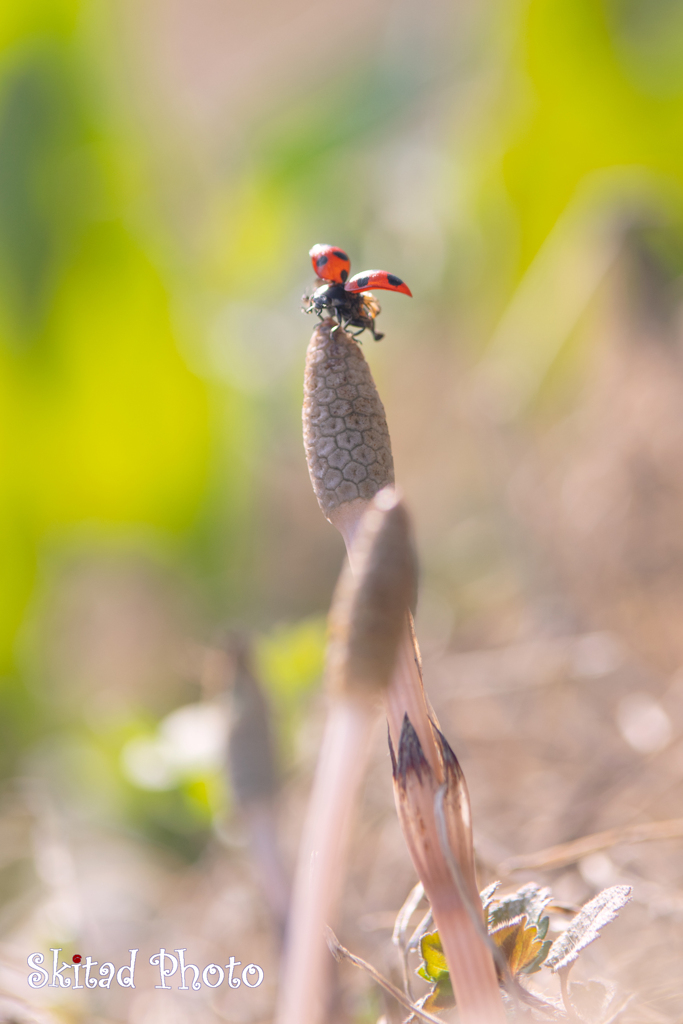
[309,244,351,284]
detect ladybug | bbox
[303,244,412,341]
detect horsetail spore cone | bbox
[303,319,394,532]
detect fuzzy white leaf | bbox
[545,885,632,972]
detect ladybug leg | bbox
[332,311,346,335]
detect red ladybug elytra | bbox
[303,244,412,341]
[309,243,351,284]
[345,269,412,297]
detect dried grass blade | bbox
[500,817,683,875]
[326,928,445,1024]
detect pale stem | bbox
[276,698,377,1024]
[242,800,290,932]
[433,899,506,1024]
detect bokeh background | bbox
[2,0,683,1021]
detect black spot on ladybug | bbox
[387,274,403,287]
[316,255,328,268]
[356,275,370,289]
[340,269,348,282]
[332,249,348,260]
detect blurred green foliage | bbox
[256,617,326,762]
[0,5,210,681]
[257,618,326,703]
[502,0,683,268]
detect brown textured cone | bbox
[303,319,394,520]
[326,489,417,700]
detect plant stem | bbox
[277,699,376,1024]
[277,489,415,1024]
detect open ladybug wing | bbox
[344,270,412,296]
[309,244,351,284]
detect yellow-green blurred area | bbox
[3,0,683,1020]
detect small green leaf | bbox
[417,931,454,1010]
[422,975,454,1010]
[418,931,448,982]
[545,885,632,972]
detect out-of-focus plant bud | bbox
[326,487,417,701]
[227,635,277,806]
